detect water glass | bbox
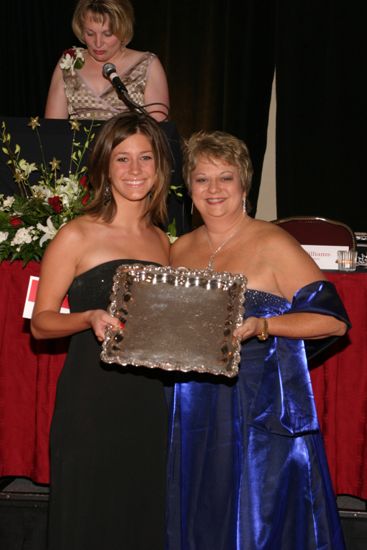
[337,250,358,272]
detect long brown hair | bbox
[84,112,171,225]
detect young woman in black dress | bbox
[31,112,171,550]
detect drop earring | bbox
[242,197,247,214]
[103,182,112,205]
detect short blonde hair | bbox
[72,0,134,45]
[183,130,253,195]
[84,112,171,225]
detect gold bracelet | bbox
[257,318,269,341]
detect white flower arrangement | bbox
[0,117,95,264]
[59,47,85,76]
[1,115,183,264]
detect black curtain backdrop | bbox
[1,1,366,228]
[275,1,366,232]
[0,0,274,217]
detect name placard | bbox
[23,276,70,319]
[301,244,349,270]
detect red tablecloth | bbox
[0,262,366,497]
[0,261,67,484]
[311,271,367,499]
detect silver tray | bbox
[100,264,247,377]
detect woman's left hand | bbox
[233,317,265,342]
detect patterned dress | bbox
[62,50,156,120]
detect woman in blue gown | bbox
[167,130,350,549]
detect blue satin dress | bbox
[165,281,349,550]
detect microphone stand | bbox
[116,89,148,117]
[102,63,149,117]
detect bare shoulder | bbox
[253,219,326,295]
[56,214,93,239]
[249,218,303,252]
[171,229,198,249]
[36,217,88,291]
[42,215,96,259]
[125,48,152,64]
[51,61,63,79]
[154,225,171,252]
[170,229,200,265]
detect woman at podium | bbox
[45,0,169,122]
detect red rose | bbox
[82,193,90,206]
[64,48,76,58]
[10,216,23,227]
[79,175,88,188]
[80,175,90,205]
[48,196,63,213]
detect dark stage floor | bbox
[1,478,366,549]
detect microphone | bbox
[102,63,128,95]
[102,63,147,115]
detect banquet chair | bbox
[272,216,356,249]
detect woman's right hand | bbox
[88,310,122,342]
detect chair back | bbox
[272,216,356,249]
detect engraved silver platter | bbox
[100,264,247,377]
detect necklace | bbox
[206,218,244,270]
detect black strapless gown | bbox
[48,260,167,550]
